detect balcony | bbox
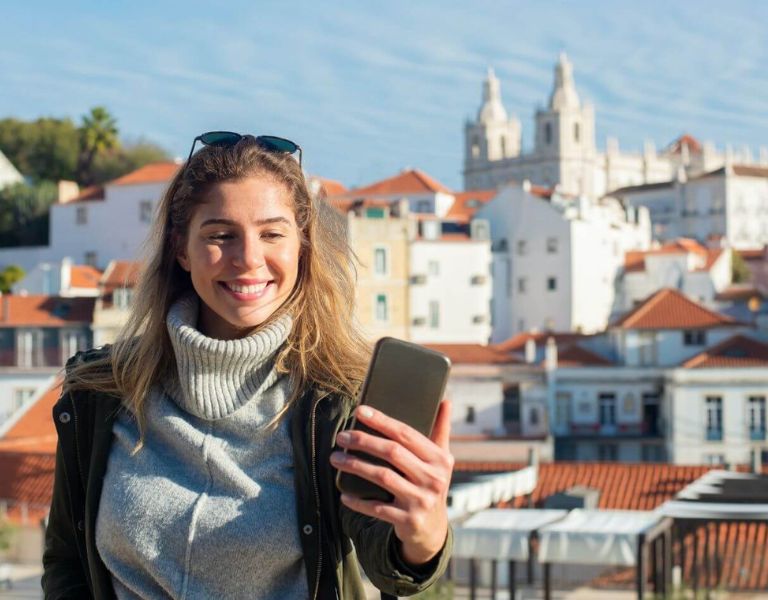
[750,429,766,441]
[410,274,427,285]
[706,429,723,442]
[563,422,662,439]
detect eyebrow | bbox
[198,217,292,228]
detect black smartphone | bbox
[335,337,451,502]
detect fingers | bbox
[339,493,408,525]
[351,405,444,465]
[430,400,452,451]
[330,449,420,499]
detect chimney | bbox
[751,448,763,474]
[524,337,536,363]
[57,180,80,204]
[60,257,72,293]
[545,336,558,371]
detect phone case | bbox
[335,337,451,502]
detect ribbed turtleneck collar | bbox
[165,294,292,420]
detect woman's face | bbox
[177,175,302,340]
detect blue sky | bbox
[2,1,767,189]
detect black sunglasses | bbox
[185,131,302,167]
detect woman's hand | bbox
[330,400,454,566]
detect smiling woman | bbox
[42,134,453,599]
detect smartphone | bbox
[335,337,451,502]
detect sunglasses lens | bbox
[200,131,242,147]
[257,135,298,154]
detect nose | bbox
[233,232,265,271]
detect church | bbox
[462,54,742,197]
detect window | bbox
[417,200,431,213]
[500,137,507,156]
[517,277,527,294]
[516,240,527,256]
[598,393,617,427]
[502,385,521,431]
[465,406,476,424]
[748,396,766,440]
[114,287,133,310]
[638,331,656,366]
[547,277,557,291]
[529,407,540,426]
[471,136,480,159]
[641,444,664,462]
[574,122,580,143]
[375,294,388,322]
[428,301,440,328]
[428,260,440,276]
[555,392,571,428]
[683,330,706,346]
[13,388,36,412]
[597,444,618,462]
[705,396,723,441]
[705,454,725,466]
[84,251,97,267]
[16,330,37,368]
[76,206,87,225]
[373,247,388,276]
[61,330,84,364]
[139,201,153,223]
[545,122,552,145]
[546,237,558,253]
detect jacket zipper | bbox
[70,396,86,509]
[310,393,324,600]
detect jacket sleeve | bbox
[41,440,90,599]
[340,503,453,597]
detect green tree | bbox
[0,181,57,246]
[732,251,752,283]
[76,106,119,185]
[91,139,171,184]
[0,117,79,182]
[0,265,25,293]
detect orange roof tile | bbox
[624,250,646,273]
[101,260,141,291]
[681,334,768,368]
[0,452,56,523]
[612,288,738,330]
[314,177,347,196]
[446,189,497,221]
[69,265,102,289]
[0,295,95,327]
[492,331,587,353]
[349,169,451,196]
[0,379,61,455]
[554,344,614,367]
[625,241,722,274]
[666,134,703,155]
[72,184,105,203]
[110,161,179,186]
[424,344,520,365]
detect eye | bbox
[262,231,286,241]
[208,232,235,242]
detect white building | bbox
[613,164,768,249]
[13,257,102,297]
[409,219,492,344]
[620,239,732,314]
[463,55,768,197]
[0,149,23,189]
[477,181,651,339]
[0,162,179,271]
[92,260,141,347]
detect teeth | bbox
[226,282,268,294]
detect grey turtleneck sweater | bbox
[95,295,308,599]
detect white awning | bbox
[538,510,662,567]
[453,509,568,561]
[657,500,768,520]
[448,466,537,521]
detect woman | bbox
[42,133,453,599]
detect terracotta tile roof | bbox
[72,185,105,203]
[624,250,646,273]
[0,452,56,523]
[612,288,739,330]
[681,334,768,368]
[445,189,497,221]
[326,197,392,215]
[625,241,722,274]
[69,265,102,289]
[492,331,587,354]
[698,247,725,271]
[0,379,60,455]
[666,134,703,155]
[110,161,179,186]
[736,247,766,261]
[423,344,520,365]
[0,295,95,327]
[554,344,614,367]
[348,169,452,196]
[101,260,141,291]
[314,177,347,196]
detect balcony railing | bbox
[750,429,767,441]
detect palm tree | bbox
[76,106,118,185]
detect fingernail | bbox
[359,406,374,419]
[330,452,346,464]
[336,431,350,444]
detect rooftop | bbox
[612,288,739,330]
[346,168,452,196]
[681,334,768,368]
[110,161,180,186]
[0,295,95,327]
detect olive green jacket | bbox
[41,348,452,599]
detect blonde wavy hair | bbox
[66,137,371,440]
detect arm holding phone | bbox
[330,397,454,566]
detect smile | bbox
[220,280,273,299]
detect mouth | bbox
[219,280,273,299]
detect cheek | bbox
[190,244,225,274]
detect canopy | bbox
[453,509,568,561]
[657,500,768,520]
[538,509,662,566]
[448,466,537,520]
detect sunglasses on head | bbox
[185,131,302,167]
